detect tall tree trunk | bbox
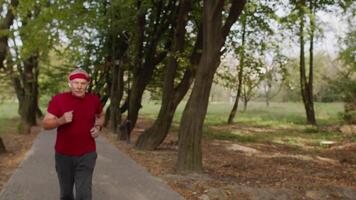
[135,0,193,150]
[34,61,42,119]
[18,54,40,133]
[127,0,145,133]
[9,53,40,134]
[109,32,128,134]
[299,0,316,125]
[127,1,175,133]
[177,0,246,172]
[127,68,152,131]
[135,35,201,150]
[228,14,247,124]
[104,106,111,127]
[109,63,123,133]
[306,0,316,124]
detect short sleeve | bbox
[47,96,61,117]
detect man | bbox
[43,68,104,200]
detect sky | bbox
[282,7,352,59]
[315,10,349,58]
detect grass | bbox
[138,101,346,148]
[0,101,19,119]
[203,127,257,142]
[0,100,347,147]
[0,101,20,136]
[140,101,344,126]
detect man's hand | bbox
[90,126,101,138]
[58,111,73,125]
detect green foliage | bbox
[323,6,355,124]
[216,0,282,97]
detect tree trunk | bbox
[264,78,272,107]
[135,0,193,150]
[135,106,176,150]
[266,91,270,107]
[228,14,247,124]
[18,54,40,133]
[108,25,129,134]
[109,63,123,133]
[299,0,316,125]
[177,0,246,173]
[3,1,41,133]
[127,1,175,133]
[127,72,151,132]
[0,137,6,154]
[243,97,248,112]
[306,0,316,124]
[104,106,111,127]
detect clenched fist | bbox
[58,111,73,125]
[90,126,101,138]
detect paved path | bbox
[0,130,184,200]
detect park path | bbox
[0,130,184,200]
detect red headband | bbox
[69,73,90,81]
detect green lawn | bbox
[0,101,19,119]
[0,100,347,146]
[140,101,344,126]
[140,101,347,148]
[0,101,19,136]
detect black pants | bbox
[55,152,97,200]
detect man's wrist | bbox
[57,117,64,126]
[95,125,102,131]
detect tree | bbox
[226,0,276,123]
[6,0,62,133]
[0,0,18,103]
[177,0,246,173]
[227,13,246,124]
[0,0,18,69]
[241,56,264,111]
[105,1,130,136]
[0,0,50,133]
[334,5,355,124]
[297,0,317,125]
[126,0,179,135]
[135,0,195,150]
[284,0,351,125]
[262,48,289,106]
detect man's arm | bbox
[94,111,105,129]
[42,111,73,130]
[90,111,105,138]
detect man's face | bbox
[68,78,89,97]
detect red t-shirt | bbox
[47,92,103,156]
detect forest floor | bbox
[103,118,356,200]
[0,119,40,192]
[0,117,355,200]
